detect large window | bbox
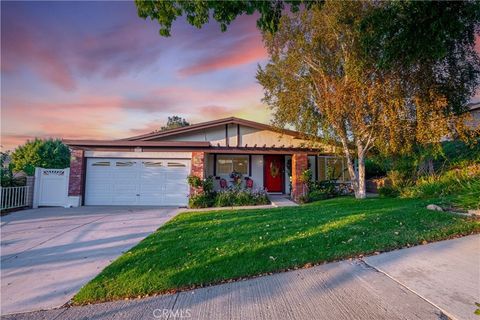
[216,155,249,175]
[317,156,350,181]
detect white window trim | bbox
[215,155,249,175]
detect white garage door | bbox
[85,158,190,206]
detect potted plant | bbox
[229,170,243,188]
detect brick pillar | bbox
[68,149,85,200]
[291,153,308,202]
[190,152,206,195]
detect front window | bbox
[217,155,249,175]
[317,156,349,181]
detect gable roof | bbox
[467,102,480,112]
[121,117,304,141]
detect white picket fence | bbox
[0,186,30,211]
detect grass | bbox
[400,163,480,210]
[73,197,480,304]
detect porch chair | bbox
[245,177,254,189]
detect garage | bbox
[85,158,190,206]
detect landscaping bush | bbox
[188,193,215,208]
[187,174,270,208]
[215,188,269,207]
[365,158,387,179]
[187,176,216,208]
[378,186,400,198]
[214,190,235,207]
[401,164,480,200]
[377,164,480,209]
[303,179,350,203]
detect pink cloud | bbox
[116,83,264,113]
[178,15,267,76]
[1,21,76,90]
[1,95,126,149]
[179,40,267,76]
[1,3,165,91]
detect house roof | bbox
[121,117,304,141]
[467,102,480,112]
[63,140,210,148]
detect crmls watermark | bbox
[153,308,192,319]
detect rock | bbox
[426,204,443,211]
[467,209,480,216]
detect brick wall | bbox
[68,149,85,197]
[291,153,308,202]
[190,152,206,195]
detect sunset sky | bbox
[1,1,270,150]
[2,2,479,151]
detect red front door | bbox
[264,155,284,192]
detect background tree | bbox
[160,116,190,131]
[11,138,70,176]
[0,150,23,187]
[257,1,479,199]
[135,0,321,36]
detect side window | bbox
[116,161,134,167]
[144,161,163,167]
[167,162,186,167]
[92,161,110,167]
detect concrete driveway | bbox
[0,206,181,315]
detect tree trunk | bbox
[356,153,367,199]
[340,137,367,199]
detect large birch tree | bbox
[257,1,479,199]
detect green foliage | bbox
[378,186,400,198]
[440,139,480,167]
[187,175,202,189]
[73,197,480,304]
[160,116,189,131]
[135,0,322,36]
[1,151,25,187]
[187,176,217,208]
[300,169,312,184]
[303,180,346,203]
[379,163,480,209]
[360,1,480,112]
[11,138,70,176]
[189,193,215,209]
[215,188,269,207]
[401,164,480,203]
[365,158,387,179]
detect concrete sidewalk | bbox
[364,234,480,320]
[2,260,444,320]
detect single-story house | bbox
[64,117,350,207]
[466,102,480,129]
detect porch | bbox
[198,153,351,200]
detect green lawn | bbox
[73,197,480,304]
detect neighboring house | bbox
[466,102,480,129]
[64,117,349,207]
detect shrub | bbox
[189,193,215,208]
[401,164,480,199]
[378,186,400,198]
[214,188,269,207]
[187,175,202,189]
[308,189,330,202]
[215,190,235,207]
[303,180,349,203]
[365,158,387,179]
[11,138,70,176]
